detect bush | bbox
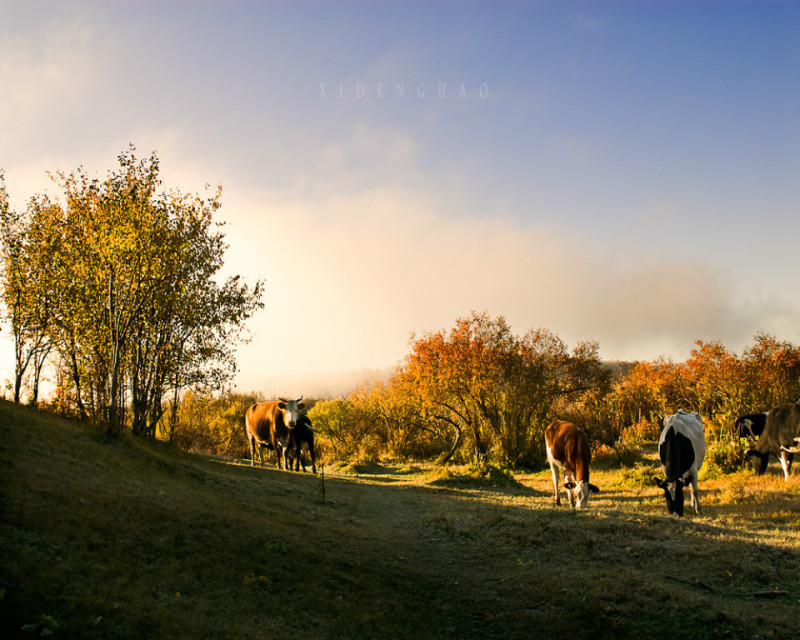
[703,439,750,478]
[617,461,660,489]
[619,419,661,444]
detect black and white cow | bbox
[734,412,768,440]
[745,403,800,480]
[654,409,705,517]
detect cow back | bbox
[755,403,800,455]
[245,402,286,441]
[660,410,704,474]
[545,420,591,482]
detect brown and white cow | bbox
[544,420,599,510]
[245,397,305,470]
[746,403,800,480]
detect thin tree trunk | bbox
[436,415,463,463]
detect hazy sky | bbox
[2,0,799,396]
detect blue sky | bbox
[2,1,799,396]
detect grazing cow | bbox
[544,420,600,510]
[245,397,305,470]
[734,413,768,440]
[736,410,792,475]
[285,414,317,474]
[745,403,800,480]
[655,409,705,517]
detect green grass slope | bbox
[1,400,799,639]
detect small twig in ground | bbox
[665,575,789,599]
[665,575,715,592]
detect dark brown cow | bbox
[245,397,305,470]
[285,414,317,474]
[544,420,599,509]
[746,403,800,481]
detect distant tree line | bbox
[166,312,800,474]
[308,315,800,470]
[0,148,264,437]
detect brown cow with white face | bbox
[245,397,305,470]
[544,420,599,510]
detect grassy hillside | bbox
[1,400,799,639]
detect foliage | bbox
[0,148,264,437]
[703,438,751,478]
[169,391,259,458]
[147,313,800,477]
[0,176,54,404]
[338,312,609,467]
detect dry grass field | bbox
[2,400,799,639]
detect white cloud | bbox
[219,178,777,393]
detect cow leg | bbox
[779,451,791,481]
[272,439,283,469]
[257,442,266,467]
[310,446,317,474]
[565,473,577,509]
[549,462,561,506]
[689,473,701,514]
[249,436,257,467]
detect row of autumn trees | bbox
[0,148,263,437]
[171,311,800,471]
[307,316,800,468]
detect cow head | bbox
[654,477,684,517]
[278,396,305,429]
[564,480,600,510]
[744,448,768,475]
[735,417,755,439]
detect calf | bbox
[244,397,305,470]
[285,414,318,474]
[544,420,600,510]
[745,403,800,480]
[655,409,705,517]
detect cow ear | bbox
[278,402,286,409]
[652,478,664,488]
[298,403,305,410]
[589,483,600,493]
[564,482,575,490]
